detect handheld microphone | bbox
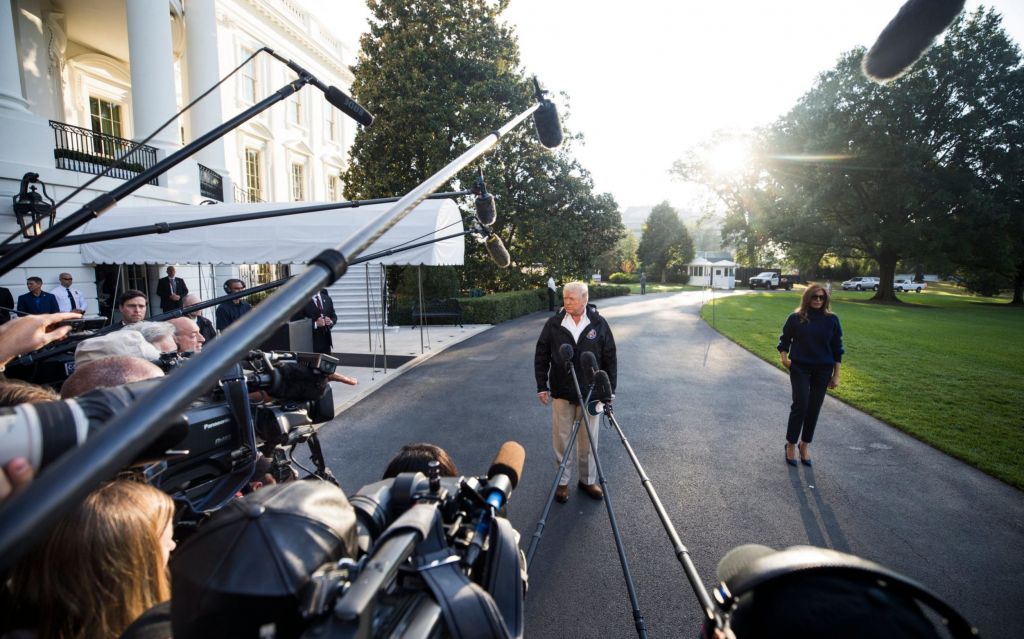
[473,171,497,226]
[265,48,375,126]
[862,0,965,82]
[532,77,563,148]
[485,440,526,507]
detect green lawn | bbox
[700,288,1024,489]
[623,283,700,294]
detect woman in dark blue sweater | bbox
[777,285,844,466]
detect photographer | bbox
[61,356,164,399]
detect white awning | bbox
[79,199,465,266]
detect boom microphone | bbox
[532,77,563,148]
[862,0,965,82]
[265,48,375,126]
[485,233,511,268]
[473,171,497,226]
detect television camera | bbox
[0,349,340,523]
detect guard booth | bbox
[686,258,736,290]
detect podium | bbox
[260,320,313,352]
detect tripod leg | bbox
[525,416,582,569]
[583,410,649,639]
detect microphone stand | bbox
[0,95,551,573]
[524,374,593,569]
[564,362,649,639]
[0,76,318,277]
[0,191,471,253]
[599,401,725,632]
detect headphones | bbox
[708,545,976,638]
[223,278,246,294]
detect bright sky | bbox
[326,1,1024,214]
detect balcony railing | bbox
[233,184,265,204]
[198,163,224,201]
[50,120,158,185]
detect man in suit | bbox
[156,266,188,313]
[51,272,87,314]
[17,277,60,315]
[293,289,336,354]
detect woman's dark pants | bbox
[786,362,833,444]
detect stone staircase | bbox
[327,262,390,332]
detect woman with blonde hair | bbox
[777,284,844,467]
[3,480,175,639]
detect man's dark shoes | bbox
[578,481,603,500]
[555,484,570,503]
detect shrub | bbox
[608,272,634,284]
[588,284,630,299]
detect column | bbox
[126,0,179,152]
[184,0,228,177]
[0,0,30,113]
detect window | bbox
[291,162,306,201]
[288,92,304,126]
[326,174,340,201]
[244,148,263,202]
[239,47,258,104]
[239,264,291,287]
[324,105,337,142]
[89,97,123,156]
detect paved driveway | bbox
[319,290,1024,638]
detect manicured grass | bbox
[624,283,700,294]
[700,289,1024,489]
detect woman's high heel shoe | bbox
[785,443,798,466]
[798,442,812,466]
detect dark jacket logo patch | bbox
[586,328,597,340]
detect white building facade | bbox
[0,0,358,320]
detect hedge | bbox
[389,284,631,326]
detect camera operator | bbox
[381,442,459,479]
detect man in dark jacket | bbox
[156,266,188,313]
[292,289,337,354]
[17,277,60,315]
[534,281,617,504]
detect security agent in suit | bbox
[50,273,87,314]
[292,288,336,354]
[156,266,188,313]
[17,277,60,316]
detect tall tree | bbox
[343,0,621,291]
[637,202,694,282]
[761,9,1021,301]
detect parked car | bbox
[894,278,926,293]
[841,277,879,291]
[749,272,793,290]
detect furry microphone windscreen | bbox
[862,0,965,82]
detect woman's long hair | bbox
[795,285,834,323]
[9,480,174,639]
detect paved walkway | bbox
[326,323,490,413]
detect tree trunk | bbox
[1011,260,1023,306]
[872,255,900,302]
